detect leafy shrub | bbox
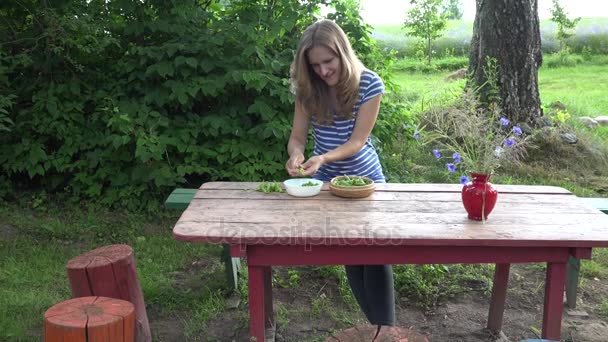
[0,0,398,208]
[581,46,594,61]
[0,94,15,132]
[434,56,468,70]
[568,33,608,55]
[544,49,584,68]
[391,56,467,72]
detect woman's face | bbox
[307,45,341,87]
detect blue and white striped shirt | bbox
[312,70,385,183]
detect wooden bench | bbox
[566,197,608,309]
[165,188,241,292]
[580,197,608,214]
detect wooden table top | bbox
[173,182,608,248]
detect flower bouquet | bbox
[416,90,529,222]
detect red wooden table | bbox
[172,182,608,341]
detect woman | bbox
[285,19,395,337]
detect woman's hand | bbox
[286,153,305,176]
[300,155,325,176]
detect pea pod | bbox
[256,182,284,193]
[333,176,371,187]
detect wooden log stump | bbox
[325,325,430,342]
[66,244,151,342]
[44,296,134,342]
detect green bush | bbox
[391,56,467,72]
[544,50,584,68]
[0,0,397,208]
[568,33,608,55]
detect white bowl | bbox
[283,178,323,197]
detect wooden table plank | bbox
[178,210,604,226]
[184,197,597,214]
[173,220,608,248]
[192,189,577,203]
[175,183,608,247]
[199,182,572,194]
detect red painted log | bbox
[44,296,134,341]
[325,325,430,342]
[66,244,151,342]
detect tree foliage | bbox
[550,0,581,51]
[0,0,399,208]
[443,0,463,20]
[403,0,448,65]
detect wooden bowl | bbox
[329,176,376,198]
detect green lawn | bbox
[0,204,226,340]
[391,63,608,117]
[539,64,608,117]
[390,71,465,108]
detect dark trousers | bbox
[345,264,395,326]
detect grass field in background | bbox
[539,64,608,116]
[390,62,608,117]
[390,72,465,109]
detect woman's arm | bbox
[285,101,310,175]
[301,94,383,174]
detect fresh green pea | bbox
[256,182,284,193]
[333,176,370,187]
[301,181,317,187]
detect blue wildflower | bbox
[500,117,510,126]
[433,149,441,158]
[447,163,456,173]
[414,130,420,140]
[512,126,522,136]
[452,152,461,164]
[504,138,516,147]
[460,175,470,184]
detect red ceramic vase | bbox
[461,173,498,221]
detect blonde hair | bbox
[290,19,364,125]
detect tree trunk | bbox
[468,0,543,126]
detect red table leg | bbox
[263,267,274,330]
[487,263,510,333]
[249,265,274,341]
[542,262,566,340]
[249,265,266,341]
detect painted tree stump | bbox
[66,244,151,342]
[44,296,134,341]
[325,325,430,342]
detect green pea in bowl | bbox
[283,178,323,197]
[329,176,376,198]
